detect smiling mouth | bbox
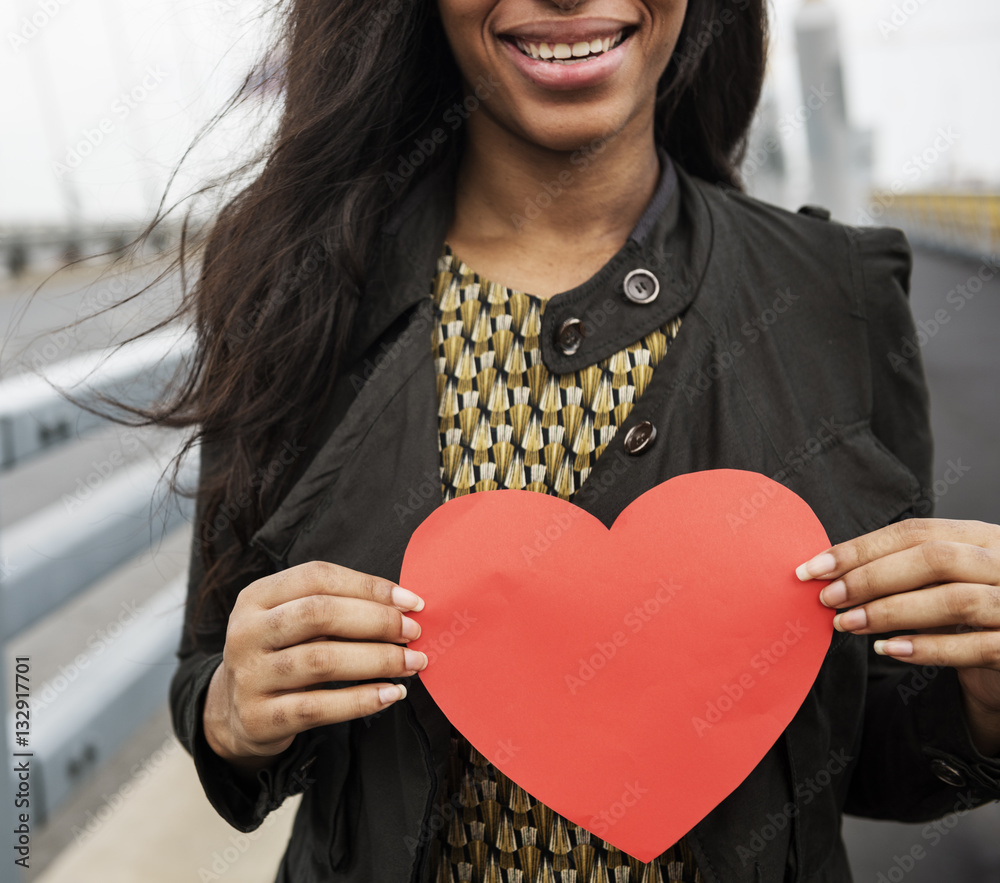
[504,27,635,64]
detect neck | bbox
[449,112,661,252]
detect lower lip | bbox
[500,34,630,91]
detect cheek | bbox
[661,0,689,48]
[612,1,687,81]
[436,1,494,80]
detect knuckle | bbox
[389,643,409,674]
[236,578,266,608]
[239,702,268,740]
[232,586,252,613]
[827,541,858,572]
[263,605,285,637]
[921,540,957,574]
[378,605,401,637]
[969,544,996,570]
[983,586,1000,616]
[359,573,378,600]
[367,643,398,676]
[867,600,896,633]
[297,594,327,628]
[896,518,931,547]
[270,652,294,679]
[270,703,288,729]
[224,619,248,655]
[843,566,872,598]
[299,560,333,586]
[843,537,870,569]
[979,636,1000,669]
[358,572,395,605]
[350,689,373,721]
[919,642,945,667]
[945,583,981,623]
[230,664,254,700]
[304,644,332,677]
[295,693,323,727]
[372,576,397,605]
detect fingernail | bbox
[392,586,425,611]
[820,580,847,608]
[404,649,427,672]
[796,552,837,581]
[833,608,867,632]
[400,615,421,641]
[874,639,913,657]
[378,683,407,704]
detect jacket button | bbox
[929,759,967,788]
[623,268,660,304]
[555,318,586,355]
[623,420,657,455]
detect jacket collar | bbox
[346,143,699,371]
[253,152,719,565]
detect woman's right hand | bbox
[202,561,427,774]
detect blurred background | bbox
[0,0,997,879]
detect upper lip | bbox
[498,18,637,44]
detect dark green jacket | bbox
[169,150,1000,883]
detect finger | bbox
[262,594,421,649]
[250,561,425,612]
[814,541,1000,609]
[833,583,1000,634]
[248,682,411,744]
[796,519,1000,581]
[257,640,427,692]
[872,630,1000,669]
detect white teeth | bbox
[512,30,626,62]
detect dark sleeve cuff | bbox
[914,664,1000,802]
[172,651,328,831]
[845,638,1000,822]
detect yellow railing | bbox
[869,192,1000,259]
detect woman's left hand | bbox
[795,518,1000,756]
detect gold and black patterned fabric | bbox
[428,244,702,883]
[433,244,682,500]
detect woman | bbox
[161,0,1000,880]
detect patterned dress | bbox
[429,244,703,883]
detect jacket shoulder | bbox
[683,174,912,311]
[691,173,906,244]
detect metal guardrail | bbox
[0,222,187,279]
[0,329,196,872]
[11,578,188,825]
[0,329,192,470]
[1,456,192,646]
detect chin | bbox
[516,122,624,156]
[496,92,643,158]
[523,117,625,162]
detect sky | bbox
[1,0,998,224]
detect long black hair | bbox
[52,0,767,642]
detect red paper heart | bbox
[401,469,833,862]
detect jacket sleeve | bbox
[168,437,329,832]
[843,225,1000,820]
